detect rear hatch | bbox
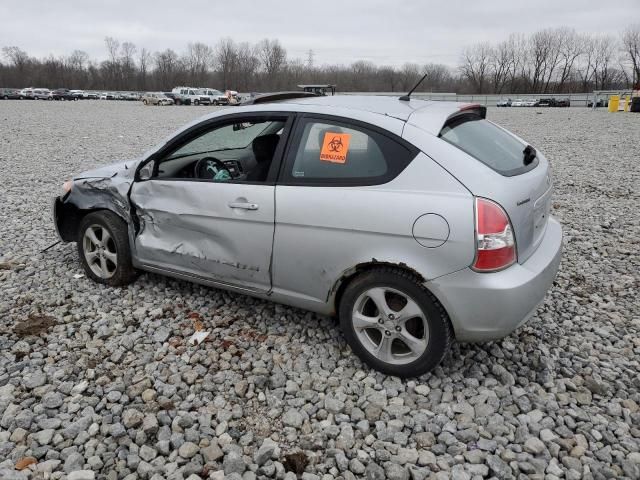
[416,107,552,263]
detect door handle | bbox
[228,202,259,210]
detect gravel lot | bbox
[0,101,639,480]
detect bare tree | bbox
[120,42,137,88]
[555,29,584,92]
[67,50,89,70]
[235,42,259,91]
[460,43,491,93]
[2,46,29,70]
[105,37,120,63]
[257,39,287,89]
[378,65,397,92]
[577,35,596,91]
[503,34,527,92]
[422,63,452,92]
[154,49,181,90]
[398,63,420,91]
[593,36,616,89]
[214,38,236,89]
[528,29,563,93]
[103,37,122,88]
[138,48,152,90]
[622,24,640,86]
[489,41,510,93]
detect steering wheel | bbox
[194,156,231,181]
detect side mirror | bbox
[138,160,154,180]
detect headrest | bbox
[252,134,280,163]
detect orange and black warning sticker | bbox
[320,132,351,164]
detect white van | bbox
[172,87,211,105]
[198,88,229,105]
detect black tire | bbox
[77,211,137,287]
[339,267,452,377]
[143,99,148,105]
[194,99,199,106]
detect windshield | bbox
[168,121,281,159]
[439,114,538,176]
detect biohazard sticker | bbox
[320,132,351,164]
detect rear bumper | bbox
[427,216,562,342]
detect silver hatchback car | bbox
[53,93,562,377]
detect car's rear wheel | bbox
[339,267,452,377]
[194,100,199,106]
[143,99,148,105]
[77,211,137,286]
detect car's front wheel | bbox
[77,211,137,286]
[339,267,452,377]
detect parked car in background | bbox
[52,93,562,377]
[226,90,241,105]
[83,92,99,100]
[523,99,537,107]
[99,92,116,100]
[172,87,211,105]
[32,88,52,100]
[537,98,553,107]
[51,89,76,101]
[142,92,174,106]
[0,88,21,99]
[164,92,191,105]
[496,98,512,107]
[19,88,34,99]
[70,90,85,99]
[511,99,524,107]
[199,88,229,105]
[555,98,570,107]
[587,99,607,108]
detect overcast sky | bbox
[2,0,639,67]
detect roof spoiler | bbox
[241,91,318,105]
[457,103,487,118]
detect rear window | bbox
[439,114,537,176]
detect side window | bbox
[288,118,417,184]
[153,117,288,183]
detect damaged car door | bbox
[129,114,292,292]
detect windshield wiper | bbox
[523,145,537,165]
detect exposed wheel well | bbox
[56,204,124,242]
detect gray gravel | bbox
[1,101,639,479]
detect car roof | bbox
[171,95,478,141]
[281,95,433,121]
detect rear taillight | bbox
[473,198,516,272]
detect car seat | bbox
[248,134,280,182]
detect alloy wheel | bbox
[83,224,118,279]
[351,287,429,365]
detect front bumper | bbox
[52,196,66,241]
[427,216,563,342]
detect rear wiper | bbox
[523,145,537,165]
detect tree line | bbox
[1,25,639,94]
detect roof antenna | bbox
[399,72,428,101]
